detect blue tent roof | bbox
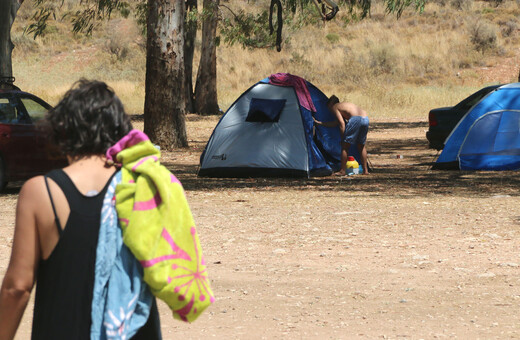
[435,83,520,170]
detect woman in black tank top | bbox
[0,80,161,339]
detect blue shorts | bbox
[343,116,369,145]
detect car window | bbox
[458,92,486,111]
[0,97,20,123]
[20,97,49,122]
[454,87,497,112]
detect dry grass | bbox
[9,0,520,117]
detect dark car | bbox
[426,85,501,150]
[0,78,67,191]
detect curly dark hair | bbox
[45,79,132,158]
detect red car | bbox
[0,80,67,191]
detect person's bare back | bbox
[324,95,370,175]
[334,102,367,121]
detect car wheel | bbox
[0,156,7,192]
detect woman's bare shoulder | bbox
[18,176,47,206]
[21,175,46,191]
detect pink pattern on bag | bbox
[172,295,195,322]
[133,191,162,211]
[140,228,191,267]
[140,226,214,321]
[171,174,181,185]
[167,227,214,304]
[106,129,150,163]
[131,156,158,172]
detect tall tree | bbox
[184,0,197,113]
[144,0,188,148]
[0,0,22,80]
[194,0,220,115]
[9,0,189,148]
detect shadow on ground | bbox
[164,128,520,198]
[168,161,520,199]
[3,120,518,199]
[370,121,428,131]
[117,118,520,199]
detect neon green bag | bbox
[107,130,214,322]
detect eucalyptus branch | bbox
[219,3,239,20]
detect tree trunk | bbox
[144,0,188,149]
[194,0,220,115]
[184,0,197,113]
[0,0,21,81]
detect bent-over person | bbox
[313,95,369,175]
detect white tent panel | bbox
[200,83,309,172]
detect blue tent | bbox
[434,83,520,170]
[198,76,362,177]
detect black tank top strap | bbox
[43,173,63,235]
[45,169,86,210]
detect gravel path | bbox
[1,116,519,339]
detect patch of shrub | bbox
[11,32,39,54]
[342,12,361,25]
[500,20,518,37]
[431,0,447,7]
[104,37,130,61]
[16,3,34,21]
[404,54,446,79]
[486,0,504,6]
[289,52,310,67]
[457,50,486,68]
[457,56,473,69]
[325,33,340,44]
[450,0,471,10]
[342,56,370,84]
[406,76,429,85]
[497,46,507,56]
[468,21,498,52]
[45,25,59,35]
[368,44,398,75]
[102,20,136,62]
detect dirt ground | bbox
[1,115,520,339]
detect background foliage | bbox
[10,0,520,118]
